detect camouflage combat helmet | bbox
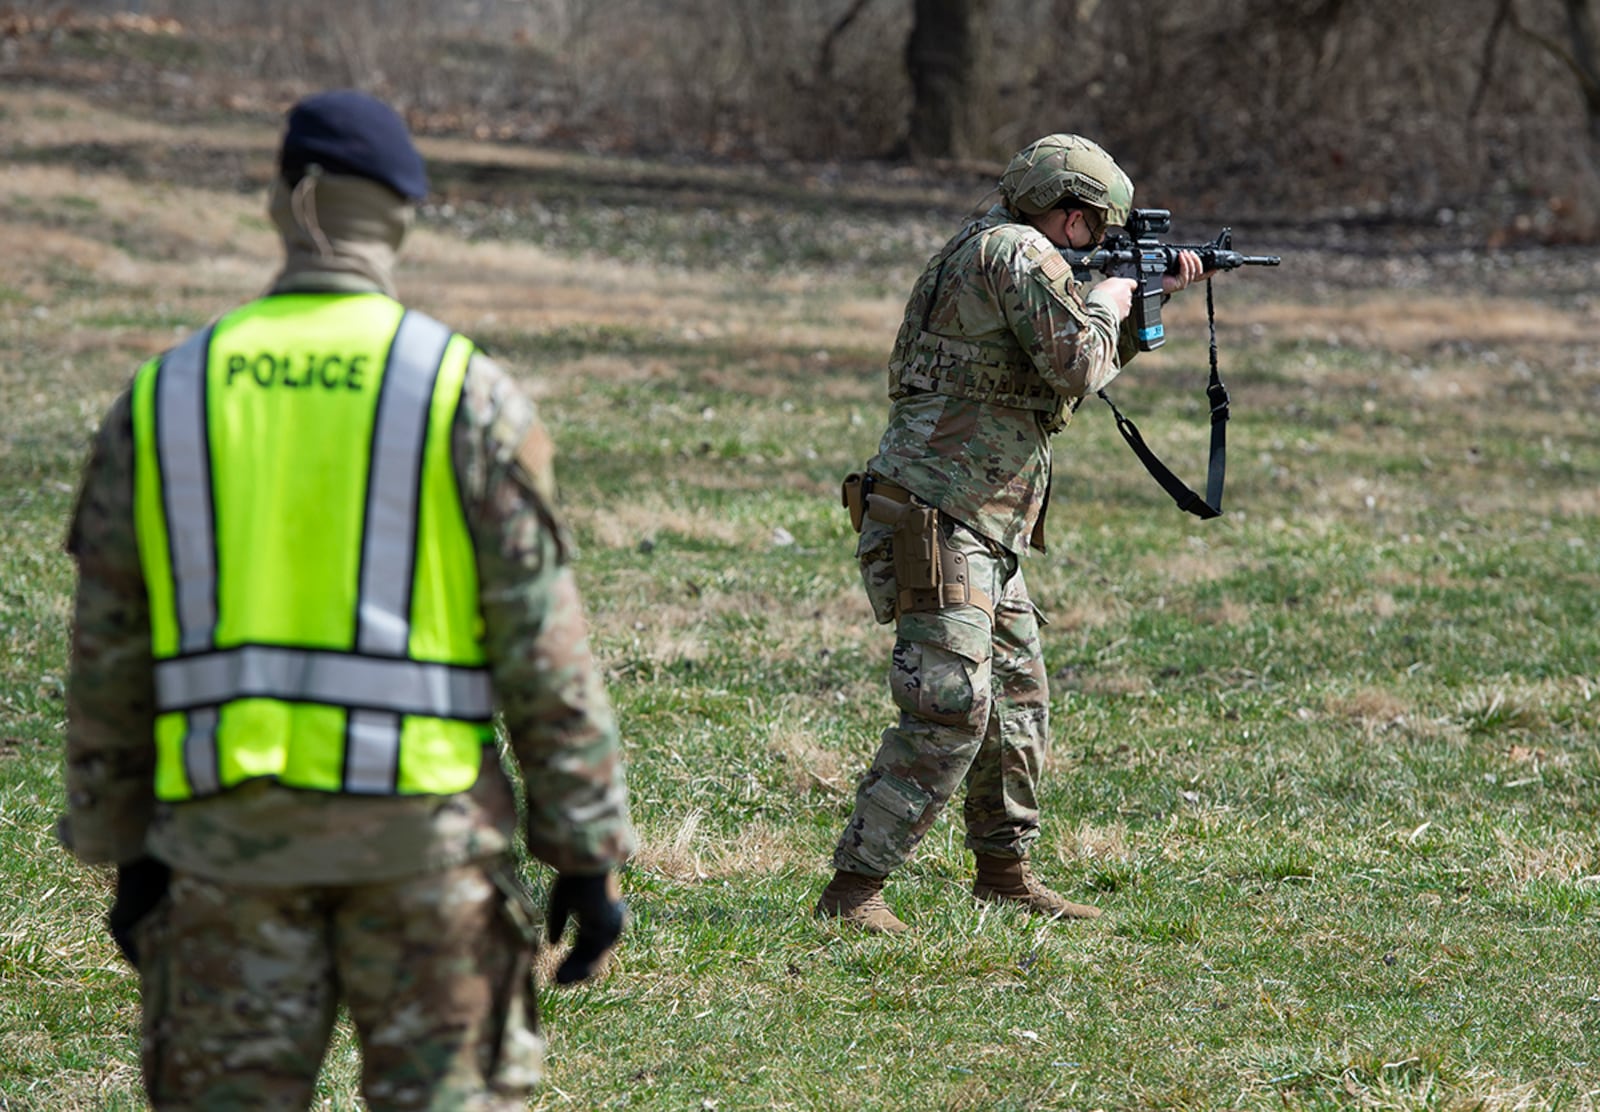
[1000,134,1133,225]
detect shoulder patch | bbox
[1039,252,1069,283]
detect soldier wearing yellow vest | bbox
[60,90,636,1110]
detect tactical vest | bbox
[130,292,494,802]
[888,218,1062,418]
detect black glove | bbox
[107,857,171,969]
[545,871,625,985]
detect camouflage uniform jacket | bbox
[868,202,1140,554]
[62,205,636,885]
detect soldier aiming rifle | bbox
[1060,206,1280,351]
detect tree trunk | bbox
[1564,0,1600,151]
[903,0,995,161]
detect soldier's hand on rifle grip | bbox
[546,871,626,985]
[1086,276,1136,322]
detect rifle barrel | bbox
[1059,243,1281,274]
[1206,250,1281,269]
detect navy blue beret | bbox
[279,90,428,201]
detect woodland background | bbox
[3,0,1598,244]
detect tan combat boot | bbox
[973,854,1102,920]
[815,870,908,934]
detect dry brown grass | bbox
[0,88,877,386]
[1325,686,1413,728]
[630,810,811,881]
[571,501,752,552]
[1135,539,1240,586]
[404,229,742,333]
[766,704,852,798]
[1489,828,1596,885]
[1049,820,1134,865]
[1033,585,1132,633]
[0,177,264,324]
[1062,670,1153,698]
[1207,296,1600,355]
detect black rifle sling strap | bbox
[1097,278,1227,520]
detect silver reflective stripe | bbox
[349,312,455,789]
[345,709,403,794]
[155,646,494,719]
[156,328,219,654]
[357,311,454,655]
[156,329,223,793]
[182,707,221,796]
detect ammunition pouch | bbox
[841,472,867,533]
[1041,398,1071,436]
[893,332,1063,410]
[890,336,1070,436]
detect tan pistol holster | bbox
[841,472,994,621]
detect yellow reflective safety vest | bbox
[130,292,495,800]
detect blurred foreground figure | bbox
[60,89,635,1109]
[821,134,1212,933]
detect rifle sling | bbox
[1097,278,1227,521]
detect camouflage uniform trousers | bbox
[833,512,1050,877]
[132,858,545,1111]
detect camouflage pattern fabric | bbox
[135,861,543,1110]
[833,516,1049,875]
[871,201,1139,556]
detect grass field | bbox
[3,86,1599,1110]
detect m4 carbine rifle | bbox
[1058,208,1281,520]
[1060,207,1280,351]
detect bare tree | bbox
[1531,0,1599,149]
[816,0,877,83]
[1476,0,1598,147]
[902,0,996,160]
